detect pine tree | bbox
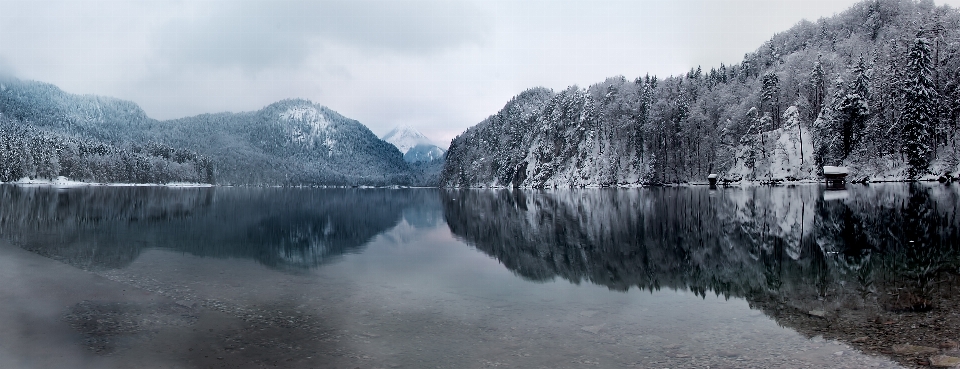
[809,56,827,122]
[814,77,847,167]
[837,92,869,158]
[761,72,781,128]
[900,32,937,178]
[852,55,870,100]
[634,79,652,169]
[743,107,762,174]
[836,56,870,158]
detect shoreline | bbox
[1,177,213,188]
[5,176,955,190]
[442,178,956,190]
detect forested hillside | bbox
[154,100,414,186]
[0,76,427,186]
[441,0,960,187]
[0,116,214,184]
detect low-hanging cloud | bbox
[6,0,960,144]
[155,0,490,70]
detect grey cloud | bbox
[0,56,15,77]
[156,0,489,70]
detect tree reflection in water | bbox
[2,183,958,367]
[443,184,960,368]
[0,185,439,271]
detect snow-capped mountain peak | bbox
[382,125,434,154]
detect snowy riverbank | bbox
[2,177,213,188]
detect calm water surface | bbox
[2,184,959,368]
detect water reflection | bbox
[0,185,438,270]
[4,183,960,367]
[443,185,960,296]
[443,184,960,366]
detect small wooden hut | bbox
[822,166,849,189]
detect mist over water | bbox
[1,184,958,368]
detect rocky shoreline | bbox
[748,273,960,368]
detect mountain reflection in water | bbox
[0,186,440,271]
[443,184,960,368]
[3,183,959,368]
[443,185,960,295]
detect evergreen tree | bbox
[814,77,847,167]
[761,72,781,128]
[900,32,937,178]
[634,79,652,169]
[852,55,870,100]
[837,92,869,158]
[809,56,827,122]
[836,56,871,158]
[742,107,762,174]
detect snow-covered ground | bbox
[726,106,818,182]
[3,177,213,188]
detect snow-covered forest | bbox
[0,116,214,184]
[441,0,960,187]
[156,99,416,186]
[0,77,431,186]
[3,0,957,188]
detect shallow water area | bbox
[2,184,957,368]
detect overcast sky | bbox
[1,0,958,147]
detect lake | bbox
[1,184,958,368]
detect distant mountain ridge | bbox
[382,125,432,153]
[158,99,414,185]
[381,125,447,163]
[0,76,440,186]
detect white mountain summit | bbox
[382,125,433,154]
[381,125,446,162]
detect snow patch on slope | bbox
[279,106,336,152]
[725,106,817,182]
